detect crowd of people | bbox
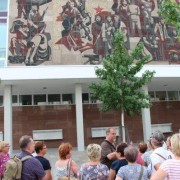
[0,128,179,180]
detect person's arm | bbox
[109,168,116,180]
[115,177,122,180]
[150,168,167,180]
[45,169,52,180]
[71,160,79,177]
[154,163,161,171]
[107,151,116,160]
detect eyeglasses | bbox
[5,145,10,147]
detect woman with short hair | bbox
[79,143,109,179]
[0,141,10,178]
[55,143,78,180]
[115,146,151,180]
[151,133,180,180]
[109,143,128,180]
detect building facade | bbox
[0,0,180,151]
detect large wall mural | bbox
[8,0,180,66]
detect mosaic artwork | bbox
[8,0,180,66]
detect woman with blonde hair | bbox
[55,143,78,180]
[0,141,10,178]
[79,143,109,179]
[151,133,180,180]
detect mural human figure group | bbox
[8,0,180,66]
[8,0,52,65]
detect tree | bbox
[159,0,180,39]
[89,31,155,142]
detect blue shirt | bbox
[19,151,45,180]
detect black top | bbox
[35,156,51,171]
[111,159,128,175]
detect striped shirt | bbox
[160,159,180,180]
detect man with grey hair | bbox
[18,135,49,180]
[150,131,174,173]
[100,127,117,169]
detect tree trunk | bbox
[121,110,126,142]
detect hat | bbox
[151,130,165,146]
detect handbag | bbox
[59,159,78,180]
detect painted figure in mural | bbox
[91,15,104,56]
[56,0,92,53]
[119,0,130,35]
[113,14,121,30]
[16,0,32,19]
[141,0,154,25]
[127,0,142,37]
[9,20,29,63]
[102,15,115,55]
[27,5,47,35]
[154,18,170,42]
[25,33,51,65]
[141,35,158,61]
[61,0,81,33]
[112,0,119,15]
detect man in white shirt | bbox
[150,131,174,173]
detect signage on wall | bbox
[7,0,180,66]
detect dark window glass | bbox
[156,91,166,101]
[62,94,73,104]
[82,93,89,103]
[48,94,60,104]
[0,96,3,106]
[20,95,32,105]
[34,94,46,105]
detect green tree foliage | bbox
[159,0,180,39]
[89,31,155,117]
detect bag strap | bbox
[138,166,144,180]
[155,153,167,160]
[21,155,32,162]
[67,159,72,180]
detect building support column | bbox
[141,85,152,141]
[75,83,84,151]
[4,85,12,153]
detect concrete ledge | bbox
[32,129,63,140]
[91,126,119,138]
[151,123,172,133]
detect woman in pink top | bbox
[0,141,10,178]
[151,133,180,180]
[136,142,147,166]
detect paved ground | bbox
[13,148,88,179]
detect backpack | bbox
[2,155,32,180]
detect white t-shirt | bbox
[160,159,180,180]
[150,147,174,173]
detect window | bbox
[0,23,7,60]
[0,96,3,106]
[168,91,179,100]
[148,91,155,101]
[34,94,46,105]
[12,95,18,105]
[156,91,167,101]
[62,94,73,104]
[19,95,32,105]
[89,93,97,103]
[48,94,61,104]
[0,0,8,11]
[82,93,89,103]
